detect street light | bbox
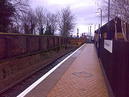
[107,0,110,36]
[108,0,110,22]
[97,8,102,27]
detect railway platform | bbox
[17,44,110,97]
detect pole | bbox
[108,0,110,22]
[88,26,90,35]
[90,25,92,36]
[108,0,110,38]
[98,8,102,27]
[100,9,102,27]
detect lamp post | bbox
[108,0,110,22]
[107,0,110,38]
[98,8,102,27]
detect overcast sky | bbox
[31,0,103,36]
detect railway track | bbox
[0,50,73,97]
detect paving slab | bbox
[47,44,109,97]
[24,44,109,97]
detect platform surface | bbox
[22,44,109,97]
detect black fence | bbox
[96,39,129,97]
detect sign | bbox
[104,40,113,53]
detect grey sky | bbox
[31,0,103,36]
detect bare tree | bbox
[35,7,47,35]
[58,7,75,37]
[103,0,129,22]
[21,9,37,34]
[9,0,30,33]
[46,13,58,35]
[0,0,15,32]
[44,23,52,35]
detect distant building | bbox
[77,28,79,38]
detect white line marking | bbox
[17,44,85,97]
